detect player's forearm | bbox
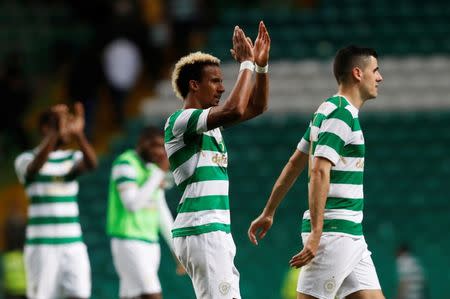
[158,196,175,252]
[121,168,166,212]
[248,73,269,114]
[74,133,98,171]
[264,160,302,216]
[223,69,254,117]
[308,167,329,234]
[26,131,59,178]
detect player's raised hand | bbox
[68,102,85,137]
[289,231,321,268]
[230,26,254,63]
[253,21,271,67]
[51,104,70,138]
[248,212,273,245]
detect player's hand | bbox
[230,26,254,63]
[68,102,85,138]
[289,231,321,268]
[176,262,187,276]
[51,104,70,138]
[155,152,170,172]
[248,212,273,245]
[253,21,270,67]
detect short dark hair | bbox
[38,108,59,130]
[138,125,163,143]
[333,45,378,84]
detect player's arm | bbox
[158,194,186,275]
[232,21,271,124]
[206,26,255,130]
[289,156,331,268]
[70,102,97,176]
[24,105,68,180]
[115,163,167,212]
[248,149,308,245]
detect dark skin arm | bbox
[206,25,255,130]
[236,21,271,123]
[215,21,271,129]
[25,105,68,180]
[69,102,98,176]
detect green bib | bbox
[106,150,161,242]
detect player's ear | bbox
[351,67,363,82]
[189,80,199,92]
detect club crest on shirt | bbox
[218,281,231,295]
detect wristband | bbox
[239,60,255,72]
[255,63,268,73]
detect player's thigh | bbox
[60,243,91,299]
[111,239,162,297]
[24,245,60,299]
[338,251,382,298]
[297,293,319,299]
[183,232,240,299]
[297,234,366,299]
[345,289,385,299]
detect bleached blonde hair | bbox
[171,51,221,100]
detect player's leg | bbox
[61,243,91,299]
[24,245,60,299]
[297,293,318,299]
[337,240,384,299]
[296,234,367,299]
[175,231,241,299]
[111,239,163,298]
[345,289,384,299]
[141,294,162,299]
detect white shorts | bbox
[297,234,381,299]
[111,238,161,297]
[24,242,91,299]
[173,231,240,299]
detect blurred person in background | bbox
[1,213,27,299]
[100,0,146,128]
[248,45,384,299]
[14,102,97,299]
[396,243,428,299]
[164,21,270,298]
[107,125,185,299]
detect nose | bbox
[218,83,225,93]
[377,73,383,82]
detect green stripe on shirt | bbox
[301,219,363,235]
[177,195,229,213]
[28,216,79,225]
[330,170,363,185]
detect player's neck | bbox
[337,86,364,110]
[183,94,206,110]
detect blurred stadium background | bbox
[0,0,449,298]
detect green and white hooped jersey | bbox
[15,149,84,245]
[164,108,230,238]
[297,95,365,237]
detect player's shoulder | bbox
[113,150,135,166]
